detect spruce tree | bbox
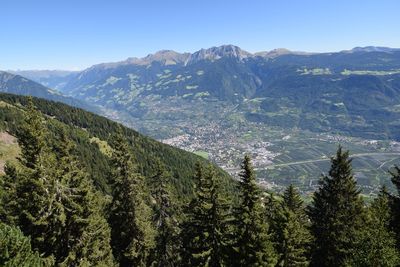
[276,185,311,267]
[148,160,180,267]
[11,98,62,258]
[233,155,277,266]
[54,130,114,266]
[389,166,400,249]
[349,187,399,266]
[264,192,281,238]
[0,164,19,224]
[1,103,114,265]
[0,222,51,267]
[16,97,46,169]
[181,163,230,267]
[108,129,155,266]
[308,146,364,266]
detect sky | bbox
[1,0,399,70]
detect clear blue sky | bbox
[1,0,399,70]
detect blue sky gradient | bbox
[1,0,399,70]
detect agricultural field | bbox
[132,98,400,196]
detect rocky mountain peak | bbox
[186,45,252,65]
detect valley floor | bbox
[108,98,400,197]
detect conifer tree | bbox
[108,129,155,266]
[1,102,114,265]
[233,155,277,267]
[0,222,51,267]
[0,164,19,224]
[181,163,230,267]
[54,130,114,266]
[276,185,311,267]
[264,192,281,237]
[10,98,62,258]
[389,166,400,249]
[308,146,364,266]
[349,187,399,266]
[282,185,303,212]
[148,160,180,267]
[16,97,46,169]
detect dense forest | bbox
[1,96,400,266]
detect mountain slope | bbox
[0,93,234,198]
[0,71,96,112]
[9,70,78,91]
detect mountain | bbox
[55,45,400,139]
[186,45,252,64]
[13,45,400,193]
[0,70,97,112]
[343,46,400,53]
[254,48,313,58]
[9,70,78,91]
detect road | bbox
[225,152,400,172]
[262,152,400,169]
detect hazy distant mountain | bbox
[0,71,96,112]
[254,48,314,58]
[344,46,400,53]
[10,70,78,91]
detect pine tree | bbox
[389,166,400,249]
[1,102,114,265]
[0,163,19,224]
[349,187,399,266]
[264,192,281,239]
[282,185,304,212]
[181,163,230,267]
[308,146,364,266]
[16,97,46,169]
[54,130,114,266]
[11,98,63,258]
[148,160,180,267]
[276,185,311,267]
[233,155,277,267]
[108,129,155,266]
[0,222,52,267]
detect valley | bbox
[6,45,400,196]
[128,97,400,196]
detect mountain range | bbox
[5,45,400,193]
[21,44,400,139]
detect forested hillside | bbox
[0,93,234,196]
